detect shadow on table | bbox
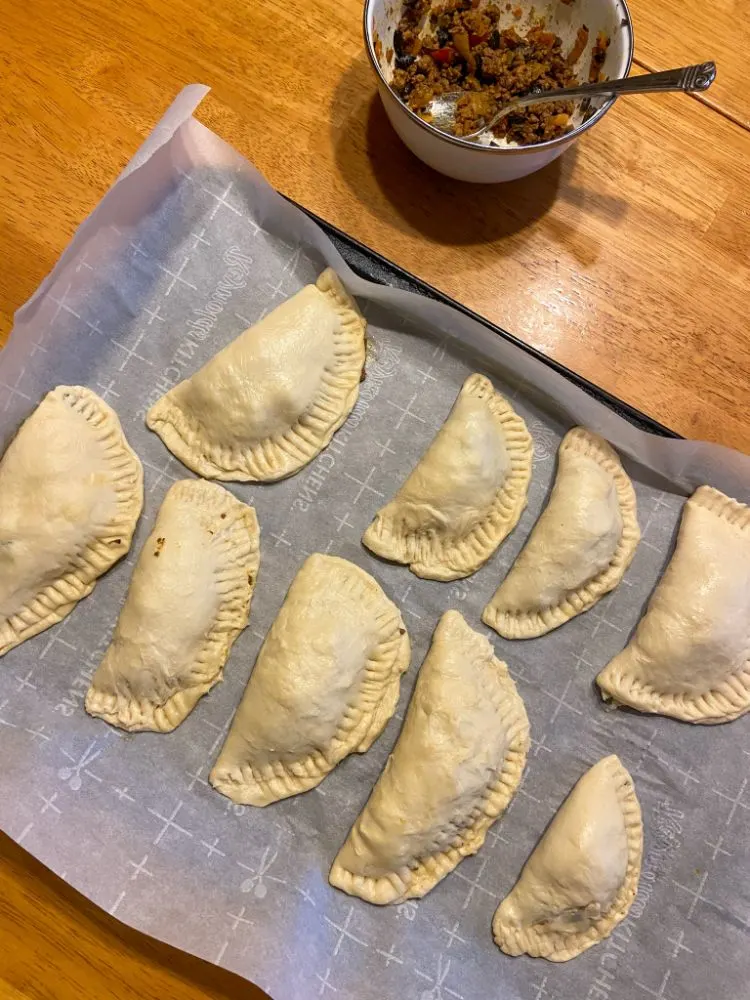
[327,53,628,257]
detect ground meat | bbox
[390,0,585,145]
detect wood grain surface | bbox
[628,0,748,127]
[0,0,748,998]
[0,834,269,998]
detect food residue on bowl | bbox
[389,0,608,146]
[589,29,610,81]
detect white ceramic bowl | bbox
[364,0,634,183]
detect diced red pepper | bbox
[469,31,488,47]
[430,46,456,64]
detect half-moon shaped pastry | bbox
[0,385,143,657]
[329,610,529,905]
[146,269,367,482]
[363,375,533,581]
[85,480,259,732]
[210,554,409,805]
[493,755,642,962]
[483,428,640,639]
[597,486,750,724]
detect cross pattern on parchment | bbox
[667,930,693,959]
[387,393,426,430]
[202,181,243,221]
[413,953,464,1000]
[324,906,369,958]
[157,257,197,297]
[143,305,165,326]
[96,379,120,403]
[713,777,749,826]
[375,942,405,967]
[200,836,226,861]
[128,854,154,881]
[148,800,193,846]
[529,977,549,1000]
[113,326,154,371]
[0,367,31,411]
[142,453,180,493]
[344,468,384,505]
[37,791,61,816]
[635,969,673,999]
[49,284,81,323]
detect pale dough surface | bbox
[493,755,642,962]
[210,554,410,806]
[329,610,529,905]
[362,374,533,581]
[483,427,640,638]
[0,385,143,657]
[597,486,750,723]
[85,479,259,733]
[146,269,367,482]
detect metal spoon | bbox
[425,61,717,141]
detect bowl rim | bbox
[363,0,635,156]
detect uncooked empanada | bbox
[493,755,642,962]
[210,554,409,805]
[597,486,750,724]
[363,375,533,581]
[147,269,366,482]
[86,480,259,732]
[483,428,640,638]
[329,610,530,904]
[0,385,142,657]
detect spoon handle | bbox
[555,61,716,100]
[477,62,717,135]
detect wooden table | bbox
[0,1,747,998]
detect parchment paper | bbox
[1,86,748,1000]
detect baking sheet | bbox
[1,86,749,1000]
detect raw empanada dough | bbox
[210,554,409,805]
[363,375,533,581]
[86,480,259,732]
[597,486,750,724]
[0,385,143,657]
[146,269,367,482]
[483,428,640,638]
[493,755,642,962]
[329,610,530,905]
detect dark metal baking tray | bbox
[299,205,679,440]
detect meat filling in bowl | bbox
[390,0,610,146]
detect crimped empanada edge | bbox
[0,385,143,657]
[492,755,643,962]
[209,555,410,804]
[363,373,533,582]
[596,486,750,724]
[85,482,260,732]
[483,426,640,639]
[329,632,531,905]
[145,271,367,482]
